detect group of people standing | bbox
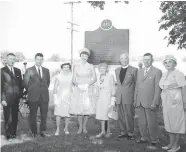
[1,49,186,152]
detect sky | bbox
[0,0,186,61]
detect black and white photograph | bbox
[0,0,186,151]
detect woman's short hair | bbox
[80,51,90,57]
[60,63,71,70]
[98,62,108,71]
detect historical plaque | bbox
[85,19,129,65]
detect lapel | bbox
[123,66,132,85]
[5,65,16,79]
[116,67,121,85]
[33,66,42,80]
[142,66,153,81]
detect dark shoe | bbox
[127,135,134,140]
[136,139,148,144]
[118,134,128,139]
[31,133,38,138]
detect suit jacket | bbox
[115,65,138,104]
[134,66,162,108]
[1,66,23,105]
[23,66,50,102]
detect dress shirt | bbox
[7,65,15,76]
[35,65,43,78]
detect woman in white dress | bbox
[53,62,72,135]
[159,55,186,152]
[69,48,97,134]
[96,63,116,138]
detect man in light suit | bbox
[115,53,138,140]
[134,53,162,146]
[23,53,50,137]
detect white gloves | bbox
[78,84,89,91]
[54,94,58,106]
[109,97,116,108]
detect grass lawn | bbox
[1,109,186,152]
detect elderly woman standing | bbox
[96,63,116,138]
[69,48,97,134]
[159,55,186,152]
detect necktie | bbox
[144,68,148,75]
[38,67,41,78]
[11,67,14,76]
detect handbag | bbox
[108,105,118,120]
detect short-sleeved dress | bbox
[159,69,186,133]
[96,73,116,120]
[69,63,96,115]
[54,72,72,117]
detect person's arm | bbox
[151,70,162,108]
[18,69,24,99]
[134,70,139,107]
[1,71,6,101]
[53,77,59,94]
[47,69,50,88]
[182,86,186,111]
[23,69,31,90]
[72,65,78,86]
[111,74,116,97]
[175,71,186,111]
[88,65,97,86]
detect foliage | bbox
[48,54,60,62]
[87,1,129,10]
[0,51,26,62]
[159,1,186,49]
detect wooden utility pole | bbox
[64,1,80,65]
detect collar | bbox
[7,65,14,70]
[121,65,129,69]
[35,65,42,69]
[144,66,152,71]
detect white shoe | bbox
[64,129,69,135]
[168,146,180,152]
[55,131,59,136]
[162,146,171,150]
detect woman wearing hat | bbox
[95,62,116,138]
[69,48,97,134]
[53,62,72,135]
[159,55,186,152]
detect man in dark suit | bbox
[23,53,50,137]
[115,53,138,140]
[1,53,23,140]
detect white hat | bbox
[79,48,90,56]
[163,55,177,64]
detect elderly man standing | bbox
[1,53,24,141]
[134,53,162,146]
[115,53,138,140]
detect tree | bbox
[48,54,60,62]
[14,52,26,62]
[159,1,186,50]
[87,1,129,10]
[1,51,26,62]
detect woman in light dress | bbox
[159,55,186,152]
[69,48,97,134]
[53,62,72,135]
[96,63,116,138]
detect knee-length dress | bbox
[159,69,186,134]
[54,72,72,117]
[69,63,96,115]
[96,73,116,120]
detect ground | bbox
[1,109,186,152]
